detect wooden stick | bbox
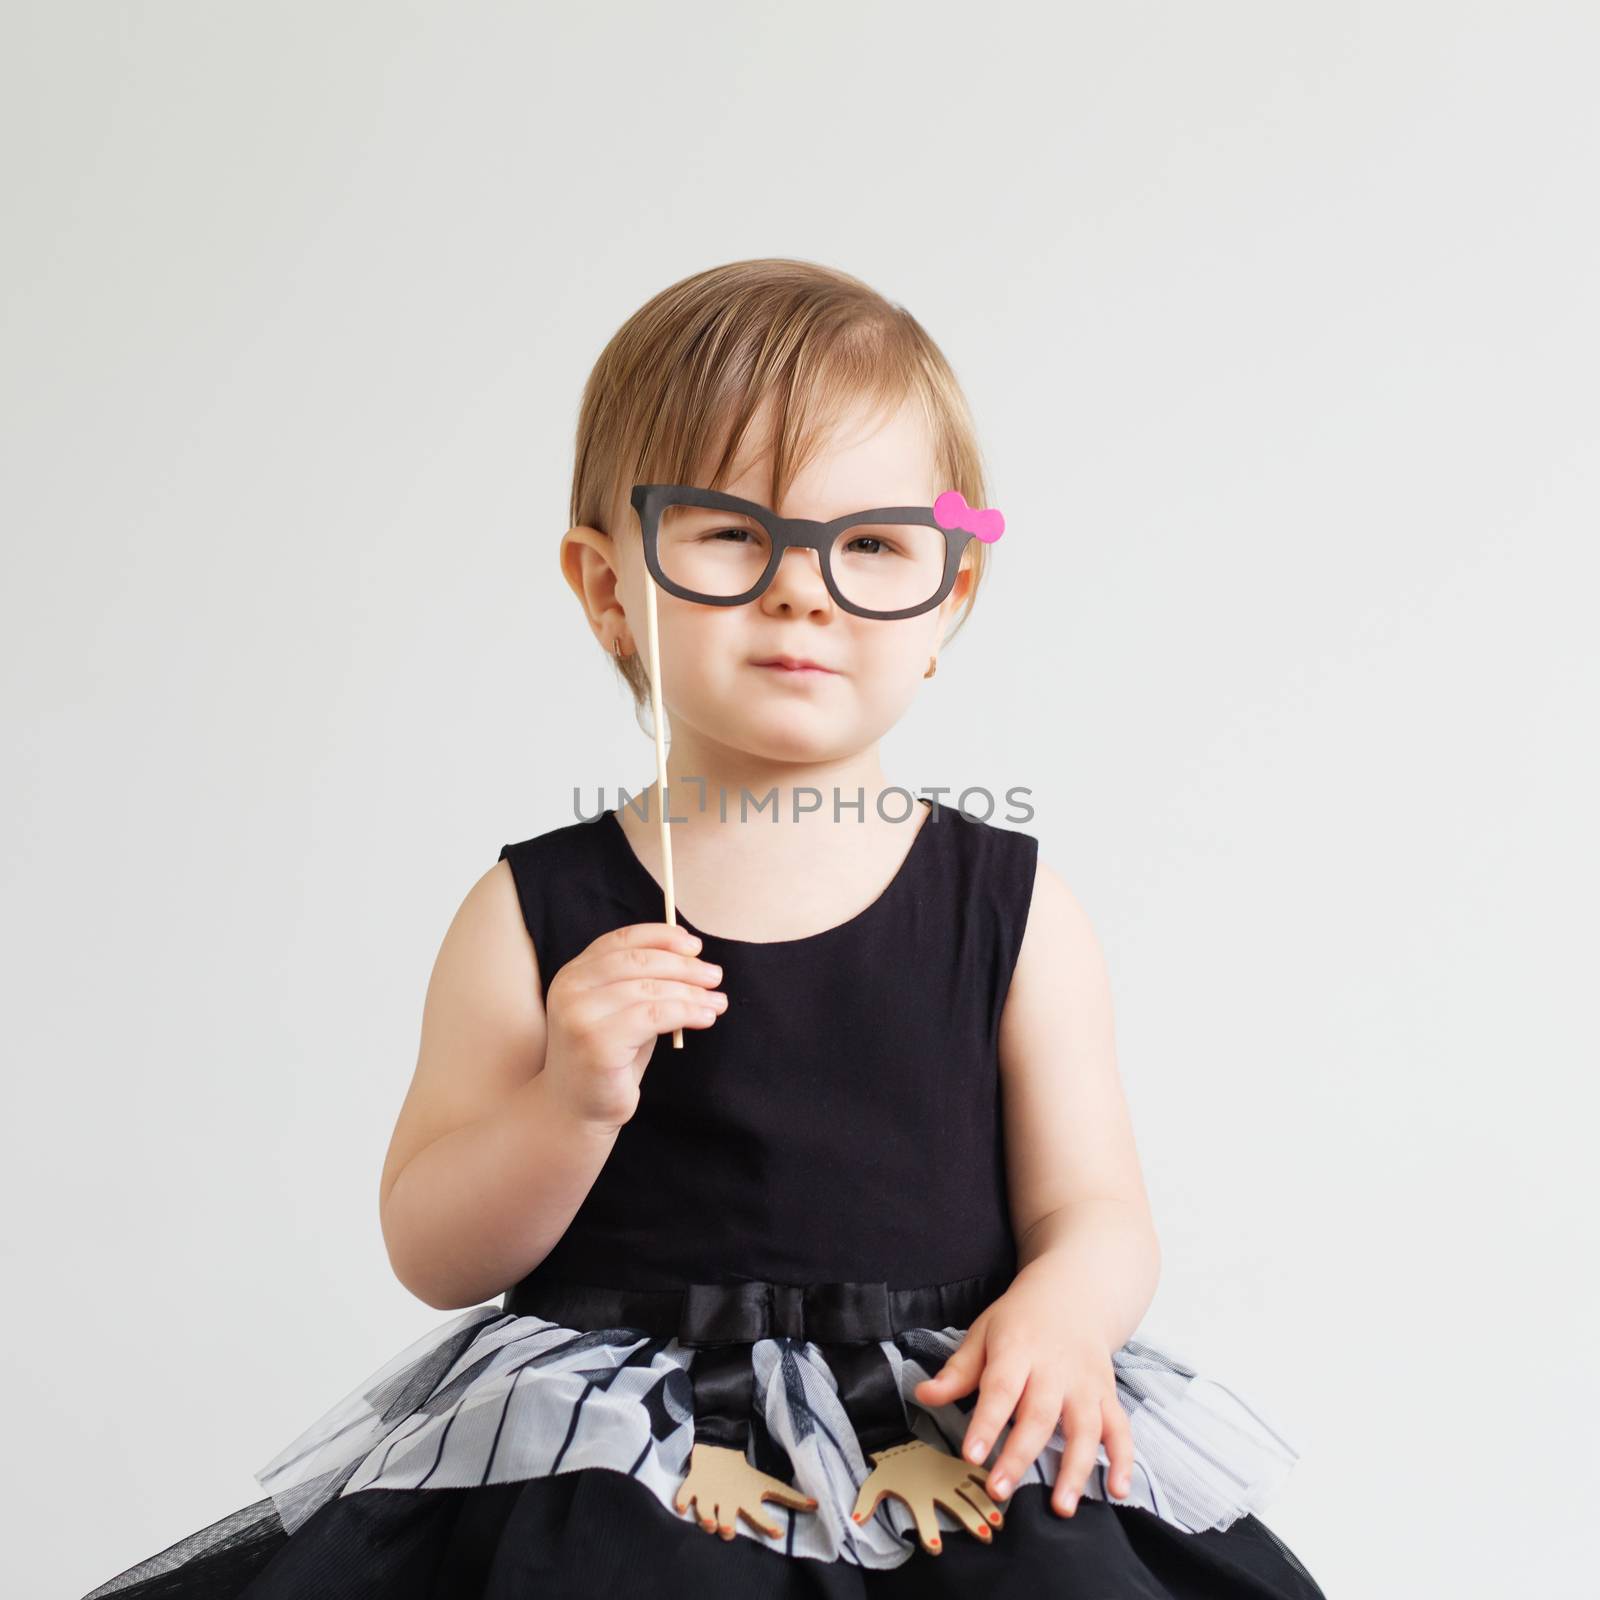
[643,578,683,1048]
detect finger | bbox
[913,1332,986,1406]
[741,1499,784,1538]
[564,992,722,1054]
[907,1495,945,1556]
[985,1375,1065,1500]
[593,922,704,960]
[759,1478,819,1515]
[605,992,728,1041]
[716,1499,737,1540]
[1101,1391,1137,1499]
[677,1490,716,1533]
[946,1483,997,1542]
[850,1478,886,1526]
[583,974,728,1024]
[576,941,724,994]
[955,1471,1006,1531]
[560,973,720,1036]
[962,1343,1029,1472]
[1051,1397,1103,1516]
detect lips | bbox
[753,655,836,673]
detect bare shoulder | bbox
[999,855,1152,1221]
[377,857,549,1213]
[1007,856,1112,1011]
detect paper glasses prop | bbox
[626,483,1006,1046]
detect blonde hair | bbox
[570,257,997,708]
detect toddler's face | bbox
[605,392,972,769]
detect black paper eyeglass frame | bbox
[630,483,978,621]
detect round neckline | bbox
[599,796,937,951]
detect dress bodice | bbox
[497,797,1040,1295]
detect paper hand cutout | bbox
[674,1441,819,1539]
[933,490,1006,543]
[849,1436,1007,1554]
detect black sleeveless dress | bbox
[80,800,1326,1599]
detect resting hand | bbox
[674,1441,818,1539]
[912,1273,1136,1518]
[849,1437,1004,1554]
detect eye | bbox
[843,534,905,557]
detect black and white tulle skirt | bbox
[82,1295,1325,1598]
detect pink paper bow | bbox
[933,490,1005,543]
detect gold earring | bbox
[613,634,628,660]
[924,655,938,679]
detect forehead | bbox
[713,392,939,518]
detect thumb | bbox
[913,1325,987,1402]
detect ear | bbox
[561,524,631,648]
[939,553,977,626]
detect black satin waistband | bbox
[501,1266,1014,1346]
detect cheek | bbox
[652,609,760,698]
[656,603,737,659]
[852,649,932,718]
[857,627,937,679]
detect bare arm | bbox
[377,859,615,1310]
[997,857,1162,1350]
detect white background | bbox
[4,5,1595,1597]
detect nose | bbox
[761,545,831,612]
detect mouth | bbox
[752,655,838,675]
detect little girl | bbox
[83,259,1326,1597]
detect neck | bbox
[628,732,908,835]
